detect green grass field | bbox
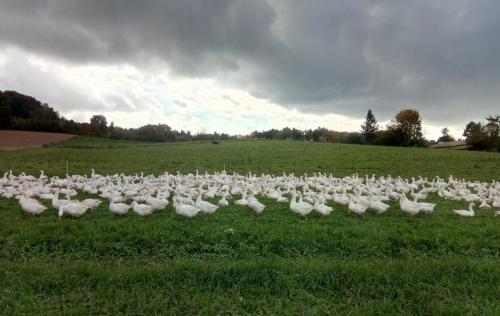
[1,138,499,315]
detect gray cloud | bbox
[0,53,99,112]
[174,100,188,108]
[0,0,499,125]
[0,53,139,114]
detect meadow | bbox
[1,138,499,315]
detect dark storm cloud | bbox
[0,0,499,124]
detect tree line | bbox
[1,90,498,151]
[0,90,232,142]
[462,116,500,151]
[358,108,499,151]
[250,109,427,147]
[252,108,498,151]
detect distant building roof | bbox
[429,140,471,150]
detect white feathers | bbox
[1,170,499,220]
[453,203,475,217]
[19,197,47,215]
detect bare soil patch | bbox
[0,130,75,150]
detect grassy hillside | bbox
[1,137,499,180]
[0,139,499,315]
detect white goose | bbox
[36,186,55,200]
[195,191,219,214]
[173,195,195,205]
[248,192,265,214]
[410,188,427,200]
[493,197,500,208]
[81,198,102,211]
[146,195,169,211]
[173,197,201,218]
[19,197,47,215]
[91,169,102,178]
[290,191,313,217]
[417,202,436,213]
[218,193,230,207]
[131,201,155,216]
[109,202,130,215]
[479,199,491,210]
[348,196,367,215]
[412,196,436,214]
[399,195,420,216]
[51,189,77,209]
[368,196,390,214]
[58,202,90,218]
[453,203,475,217]
[39,170,48,180]
[313,197,333,216]
[333,190,350,206]
[234,191,248,206]
[276,193,289,203]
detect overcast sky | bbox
[1,0,499,139]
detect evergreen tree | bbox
[361,109,378,143]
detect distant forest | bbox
[0,90,498,151]
[0,90,229,142]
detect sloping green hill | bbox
[1,138,499,180]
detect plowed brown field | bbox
[0,130,75,150]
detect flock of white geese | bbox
[1,169,499,219]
